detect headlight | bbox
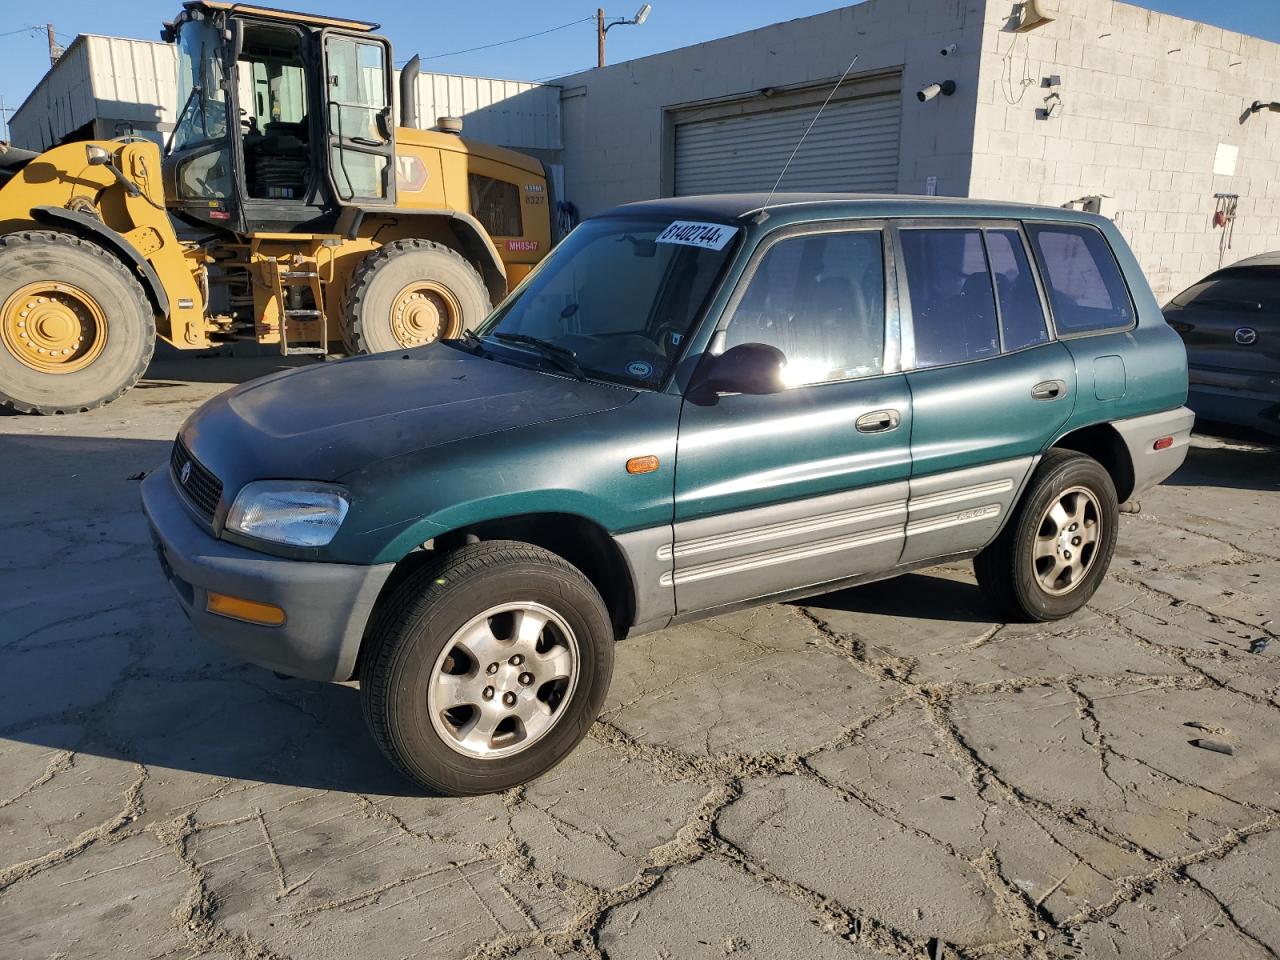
[225,481,350,547]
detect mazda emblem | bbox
[180,461,192,485]
[1235,327,1258,346]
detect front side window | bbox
[900,228,1000,368]
[477,216,738,387]
[469,175,523,237]
[724,230,886,388]
[1026,223,1134,335]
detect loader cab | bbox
[162,1,396,234]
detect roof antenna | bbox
[755,53,860,224]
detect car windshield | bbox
[171,19,230,151]
[475,216,739,388]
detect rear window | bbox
[1170,267,1280,314]
[1026,223,1134,335]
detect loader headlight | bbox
[225,481,350,547]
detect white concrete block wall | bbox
[554,0,990,218]
[970,0,1280,302]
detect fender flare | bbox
[347,206,508,305]
[30,205,171,318]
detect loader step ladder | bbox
[266,256,328,356]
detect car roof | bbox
[1215,251,1280,271]
[597,192,1113,228]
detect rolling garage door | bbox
[673,87,901,196]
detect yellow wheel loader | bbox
[0,2,553,414]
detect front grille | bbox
[171,438,223,520]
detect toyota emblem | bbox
[180,461,192,485]
[1235,327,1258,346]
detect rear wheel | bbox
[360,541,614,795]
[0,231,155,414]
[344,239,491,354]
[974,450,1119,621]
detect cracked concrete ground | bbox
[2,354,1279,960]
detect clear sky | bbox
[2,0,1277,132]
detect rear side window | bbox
[1026,223,1134,335]
[1170,267,1280,315]
[986,229,1050,351]
[725,230,885,388]
[899,228,1000,367]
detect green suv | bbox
[142,194,1193,794]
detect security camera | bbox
[917,80,957,102]
[940,43,957,56]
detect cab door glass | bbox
[324,35,392,200]
[986,229,1050,350]
[724,231,886,387]
[899,228,1000,367]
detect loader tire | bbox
[0,232,155,415]
[343,239,491,355]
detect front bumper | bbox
[141,468,394,681]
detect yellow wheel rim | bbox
[389,281,463,348]
[1,281,108,374]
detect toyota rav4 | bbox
[142,194,1193,794]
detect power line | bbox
[414,15,594,63]
[0,25,43,39]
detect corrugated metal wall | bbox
[416,72,561,150]
[11,36,178,150]
[10,36,561,153]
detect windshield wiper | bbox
[492,332,586,380]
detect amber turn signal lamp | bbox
[1152,436,1174,450]
[626,455,660,474]
[206,592,286,626]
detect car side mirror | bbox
[688,342,786,401]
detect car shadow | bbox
[1166,434,1280,492]
[799,571,998,624]
[0,432,431,797]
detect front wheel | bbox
[360,542,614,795]
[0,232,155,414]
[974,450,1119,621]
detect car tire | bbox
[343,239,491,355]
[360,541,614,795]
[0,231,155,414]
[974,449,1119,622]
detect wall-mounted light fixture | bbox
[917,80,957,102]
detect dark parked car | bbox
[1164,252,1280,438]
[144,194,1192,794]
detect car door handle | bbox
[855,409,901,433]
[1031,379,1067,401]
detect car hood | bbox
[179,345,636,493]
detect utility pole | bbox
[47,24,59,66]
[596,9,606,69]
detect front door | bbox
[893,221,1077,564]
[322,32,396,205]
[672,224,913,614]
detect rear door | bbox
[894,220,1076,564]
[672,223,913,614]
[322,32,396,204]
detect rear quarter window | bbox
[1025,223,1134,335]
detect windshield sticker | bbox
[655,221,738,251]
[626,360,655,379]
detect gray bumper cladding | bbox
[1113,406,1196,499]
[140,468,395,682]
